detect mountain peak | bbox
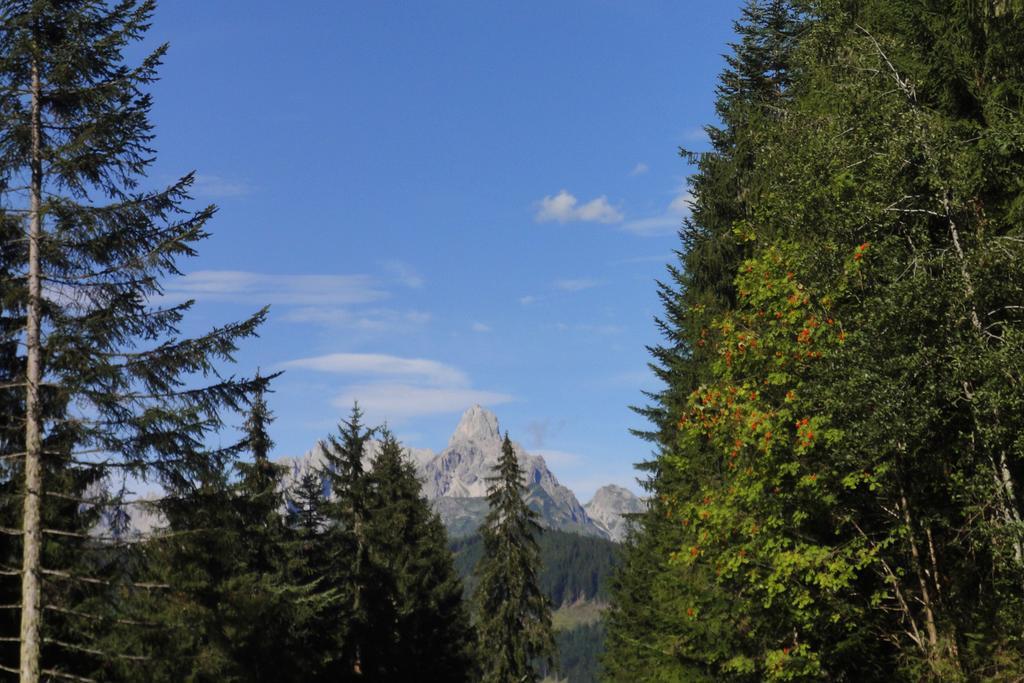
[448,404,501,447]
[585,485,644,542]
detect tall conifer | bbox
[362,429,476,681]
[315,404,374,679]
[604,2,806,679]
[0,1,267,678]
[473,433,555,683]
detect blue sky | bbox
[142,1,741,500]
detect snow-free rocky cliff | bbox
[584,484,645,542]
[278,405,644,542]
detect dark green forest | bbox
[453,530,619,683]
[605,0,1024,681]
[451,528,619,605]
[1,0,1024,681]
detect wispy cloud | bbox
[282,307,431,332]
[282,353,467,386]
[519,295,538,306]
[382,260,424,289]
[165,271,387,306]
[525,418,567,448]
[682,126,709,144]
[555,322,623,335]
[535,190,623,224]
[613,254,672,265]
[554,278,599,292]
[282,352,512,422]
[471,322,492,333]
[332,384,513,420]
[607,370,656,388]
[191,174,252,199]
[630,162,649,176]
[622,189,693,237]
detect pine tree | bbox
[473,434,555,683]
[0,1,267,678]
[362,429,476,681]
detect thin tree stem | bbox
[20,54,44,683]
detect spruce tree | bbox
[608,1,1024,679]
[473,433,555,683]
[362,429,476,681]
[235,375,287,578]
[0,1,267,678]
[228,378,307,682]
[604,2,806,679]
[282,464,341,683]
[286,469,328,536]
[313,404,374,680]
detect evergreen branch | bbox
[44,604,158,627]
[40,568,168,590]
[40,669,96,683]
[43,636,149,662]
[44,491,164,506]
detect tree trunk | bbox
[945,195,1024,564]
[19,57,43,683]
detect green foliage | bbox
[360,429,477,681]
[474,434,557,683]
[453,528,619,682]
[271,408,477,682]
[547,622,607,683]
[0,1,268,678]
[452,528,620,605]
[608,0,1024,680]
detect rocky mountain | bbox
[278,405,644,541]
[584,484,644,542]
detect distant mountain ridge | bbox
[278,405,643,542]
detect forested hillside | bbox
[605,1,1024,681]
[453,529,620,682]
[451,528,620,605]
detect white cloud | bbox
[382,260,424,289]
[535,190,623,224]
[669,191,693,214]
[165,271,387,306]
[554,278,599,292]
[282,353,467,386]
[630,162,649,176]
[332,383,513,420]
[682,126,709,144]
[191,174,252,198]
[613,254,672,265]
[282,352,512,422]
[623,189,693,237]
[471,322,492,333]
[621,215,680,236]
[555,322,622,335]
[519,295,537,306]
[282,307,431,332]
